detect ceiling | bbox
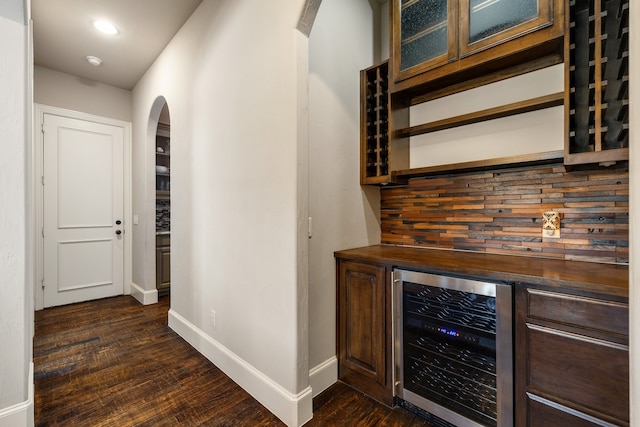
[32,0,203,90]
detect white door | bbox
[43,113,124,307]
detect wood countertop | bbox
[335,245,629,299]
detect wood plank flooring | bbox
[34,295,432,426]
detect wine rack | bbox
[565,0,629,165]
[361,61,390,184]
[360,61,409,185]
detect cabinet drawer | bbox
[526,288,628,336]
[526,393,619,427]
[156,234,170,247]
[527,324,629,424]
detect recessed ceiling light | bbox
[86,56,103,66]
[93,20,118,35]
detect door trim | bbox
[34,104,132,310]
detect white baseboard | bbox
[130,282,158,305]
[309,356,337,397]
[0,363,34,427]
[168,309,313,427]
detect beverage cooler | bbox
[393,269,513,427]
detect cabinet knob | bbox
[115,220,122,225]
[115,230,122,235]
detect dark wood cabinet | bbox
[515,284,629,426]
[336,260,393,406]
[360,1,567,184]
[391,0,564,95]
[335,247,628,424]
[156,234,170,295]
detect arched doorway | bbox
[154,102,171,297]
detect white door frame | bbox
[34,104,132,311]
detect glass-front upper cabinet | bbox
[393,0,458,82]
[391,0,562,90]
[460,0,553,56]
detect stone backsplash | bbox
[380,163,629,264]
[156,199,171,231]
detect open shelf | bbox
[392,150,563,182]
[394,92,563,139]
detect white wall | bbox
[0,1,33,425]
[34,66,132,122]
[131,1,310,425]
[379,1,390,61]
[307,0,383,394]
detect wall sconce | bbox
[542,211,561,239]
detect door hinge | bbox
[42,227,44,238]
[41,176,44,186]
[41,278,45,289]
[41,123,45,134]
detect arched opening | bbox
[154,102,171,297]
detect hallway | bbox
[34,296,431,426]
[34,296,284,426]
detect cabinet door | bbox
[337,261,392,405]
[390,0,563,94]
[156,246,171,289]
[393,0,458,82]
[460,0,553,56]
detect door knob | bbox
[115,230,122,235]
[115,220,122,225]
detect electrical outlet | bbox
[210,309,216,330]
[542,211,561,239]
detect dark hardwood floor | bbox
[34,295,432,426]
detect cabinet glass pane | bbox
[400,0,448,71]
[469,0,538,44]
